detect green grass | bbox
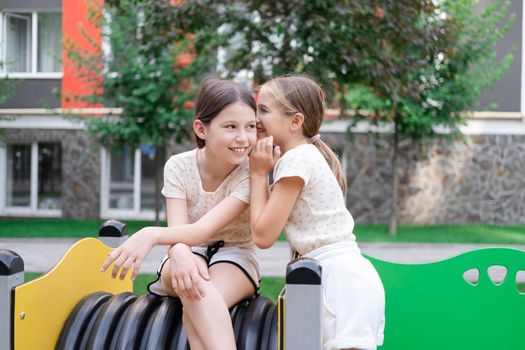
[25,272,285,303]
[2,219,525,244]
[0,219,156,238]
[353,224,525,244]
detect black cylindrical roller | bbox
[114,293,161,350]
[86,292,138,350]
[139,297,182,350]
[55,292,112,350]
[169,320,188,350]
[77,303,110,350]
[262,305,278,350]
[237,297,274,350]
[109,305,133,350]
[232,300,249,345]
[259,303,277,350]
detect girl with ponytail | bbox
[250,75,385,350]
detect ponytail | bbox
[313,139,347,196]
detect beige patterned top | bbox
[273,144,356,255]
[162,149,254,248]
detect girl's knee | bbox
[158,272,178,297]
[179,279,219,305]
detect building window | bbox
[6,144,31,207]
[1,11,62,75]
[109,145,135,210]
[37,12,62,73]
[0,142,62,216]
[140,144,157,212]
[5,13,31,73]
[101,145,164,220]
[37,143,62,209]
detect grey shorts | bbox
[148,242,260,297]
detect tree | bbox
[174,0,514,234]
[0,63,16,107]
[0,62,17,128]
[345,0,514,234]
[67,0,213,223]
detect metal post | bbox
[98,219,129,248]
[0,249,24,350]
[285,257,323,350]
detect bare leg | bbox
[183,311,205,350]
[180,279,237,350]
[160,262,205,349]
[208,263,255,307]
[160,259,255,349]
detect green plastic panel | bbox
[366,248,525,350]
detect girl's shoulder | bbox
[170,148,197,160]
[165,149,198,171]
[274,144,321,185]
[280,144,322,163]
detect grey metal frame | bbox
[0,250,24,350]
[285,258,323,350]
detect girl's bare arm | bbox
[249,136,303,249]
[250,176,303,248]
[101,195,248,280]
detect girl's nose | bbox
[235,129,248,141]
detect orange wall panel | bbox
[62,0,103,108]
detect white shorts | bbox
[148,242,261,296]
[305,241,385,350]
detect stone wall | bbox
[322,133,525,224]
[1,129,101,218]
[2,128,524,224]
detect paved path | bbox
[2,238,524,277]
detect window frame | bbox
[100,146,165,220]
[0,9,63,79]
[0,141,62,217]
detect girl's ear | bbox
[289,112,305,131]
[193,119,207,140]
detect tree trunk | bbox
[388,121,399,236]
[339,85,347,119]
[154,146,165,226]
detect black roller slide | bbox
[86,292,138,350]
[55,292,112,350]
[57,293,279,349]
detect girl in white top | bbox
[250,75,385,350]
[102,78,259,350]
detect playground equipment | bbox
[0,220,322,350]
[2,220,525,349]
[370,247,525,350]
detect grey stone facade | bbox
[1,128,524,224]
[1,129,101,218]
[322,133,525,225]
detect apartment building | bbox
[1,0,524,224]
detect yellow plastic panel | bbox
[13,238,132,350]
[278,288,285,350]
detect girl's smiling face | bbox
[196,101,257,165]
[256,88,289,144]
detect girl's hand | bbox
[250,136,281,176]
[100,227,157,281]
[168,243,210,301]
